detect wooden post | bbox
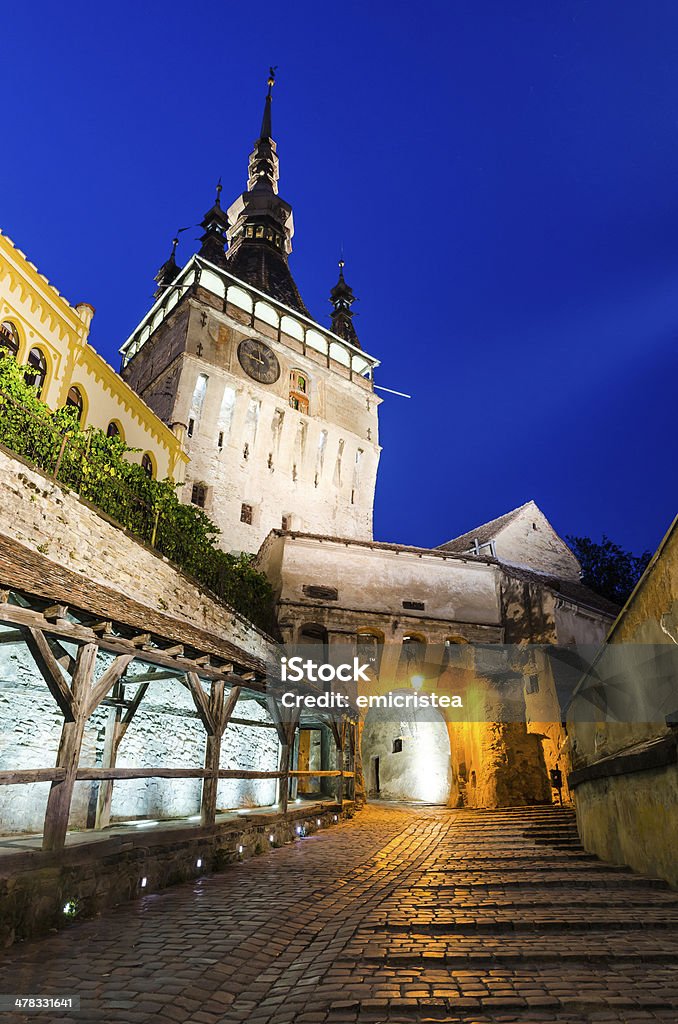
[329,718,345,808]
[94,681,148,830]
[42,643,98,851]
[200,684,241,827]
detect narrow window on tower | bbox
[351,448,363,504]
[243,398,260,459]
[240,503,253,525]
[270,408,285,467]
[314,429,328,487]
[333,438,345,487]
[188,373,209,438]
[217,386,236,447]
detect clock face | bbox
[237,338,281,384]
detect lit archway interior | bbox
[361,694,451,804]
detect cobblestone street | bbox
[1,804,678,1024]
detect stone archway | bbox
[361,694,452,803]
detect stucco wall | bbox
[260,533,502,631]
[123,296,380,554]
[493,503,581,582]
[568,516,678,887]
[0,231,185,481]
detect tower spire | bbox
[329,258,360,348]
[247,68,280,193]
[259,65,276,139]
[198,178,229,265]
[153,233,182,299]
[222,70,309,315]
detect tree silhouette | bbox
[566,534,652,607]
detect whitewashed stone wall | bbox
[0,644,279,835]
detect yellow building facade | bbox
[0,230,187,482]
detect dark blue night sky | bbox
[3,1,677,555]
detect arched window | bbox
[106,420,123,440]
[65,385,84,421]
[299,623,328,659]
[25,347,47,396]
[289,370,309,414]
[141,453,154,478]
[357,629,384,675]
[398,634,427,688]
[0,321,20,359]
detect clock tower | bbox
[120,74,381,554]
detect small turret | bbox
[329,259,360,348]
[153,236,182,299]
[198,180,229,266]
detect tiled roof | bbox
[0,534,267,672]
[438,502,534,553]
[226,244,309,316]
[501,562,620,617]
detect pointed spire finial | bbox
[329,255,361,349]
[154,229,186,298]
[259,67,277,141]
[215,177,223,206]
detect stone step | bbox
[367,917,678,932]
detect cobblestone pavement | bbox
[1,804,678,1024]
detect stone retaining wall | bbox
[0,803,352,947]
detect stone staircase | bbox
[329,805,678,1023]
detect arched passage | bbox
[361,693,451,803]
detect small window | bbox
[25,347,47,396]
[65,385,83,420]
[187,417,195,438]
[141,453,154,478]
[191,483,207,508]
[0,321,19,358]
[240,503,253,525]
[281,514,292,531]
[392,738,403,754]
[289,369,310,414]
[525,675,539,695]
[402,600,425,611]
[106,421,121,439]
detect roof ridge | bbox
[437,500,537,550]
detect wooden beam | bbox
[90,620,114,635]
[94,678,150,830]
[0,629,25,645]
[42,641,98,851]
[86,654,136,717]
[79,767,211,780]
[43,604,68,621]
[0,768,67,785]
[163,644,184,657]
[186,671,216,735]
[24,627,74,721]
[129,633,152,647]
[266,693,288,745]
[0,606,266,688]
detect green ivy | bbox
[0,353,277,635]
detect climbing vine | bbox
[0,353,276,634]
